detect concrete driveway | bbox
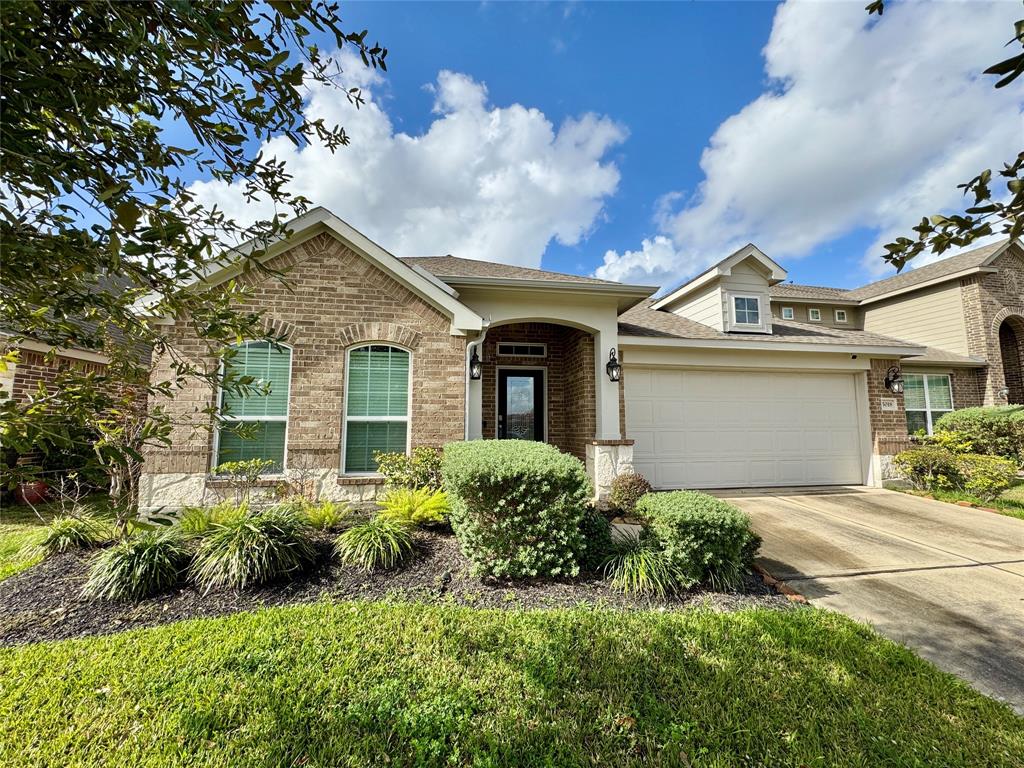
[714,486,1024,713]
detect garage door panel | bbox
[625,368,864,489]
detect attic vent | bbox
[497,343,547,358]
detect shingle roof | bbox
[618,299,922,349]
[900,347,987,367]
[846,239,1011,301]
[769,283,854,300]
[402,255,622,286]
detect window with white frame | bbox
[834,309,848,323]
[217,341,291,472]
[808,307,822,322]
[344,345,410,473]
[903,373,953,435]
[781,306,795,320]
[732,295,761,326]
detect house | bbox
[135,208,1023,510]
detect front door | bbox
[498,369,544,441]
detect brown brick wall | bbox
[960,248,1024,404]
[10,350,107,402]
[479,322,596,459]
[949,367,985,409]
[867,357,911,458]
[144,233,466,477]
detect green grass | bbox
[899,480,1024,521]
[0,495,115,581]
[1,602,1021,767]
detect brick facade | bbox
[960,249,1024,405]
[9,350,107,402]
[479,322,596,459]
[866,357,910,478]
[141,233,466,502]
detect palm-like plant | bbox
[377,488,448,526]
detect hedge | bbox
[442,440,592,579]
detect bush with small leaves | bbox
[373,446,444,491]
[609,472,653,516]
[602,532,681,597]
[334,516,414,572]
[378,487,449,526]
[893,446,960,491]
[190,507,317,592]
[577,507,615,572]
[955,453,1018,502]
[38,514,109,556]
[442,440,591,579]
[637,491,760,590]
[935,406,1024,466]
[82,530,190,601]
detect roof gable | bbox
[651,244,787,311]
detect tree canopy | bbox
[0,0,385,502]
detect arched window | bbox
[343,345,410,473]
[215,341,292,472]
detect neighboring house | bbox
[135,208,1023,510]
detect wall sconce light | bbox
[606,348,622,382]
[468,347,482,380]
[884,366,904,395]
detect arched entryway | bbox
[998,315,1024,404]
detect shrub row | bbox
[894,446,1017,501]
[933,406,1024,466]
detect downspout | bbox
[464,320,490,440]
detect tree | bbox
[865,2,1023,270]
[0,1,386,511]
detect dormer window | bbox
[834,309,848,323]
[732,296,761,326]
[808,308,822,322]
[781,306,795,320]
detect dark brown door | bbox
[498,369,544,441]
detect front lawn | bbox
[0,495,114,581]
[898,480,1024,521]
[1,602,1021,767]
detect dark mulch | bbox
[0,530,790,646]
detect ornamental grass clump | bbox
[602,533,681,597]
[37,513,109,556]
[82,530,190,601]
[190,506,317,593]
[178,501,249,537]
[636,491,760,590]
[334,516,414,572]
[442,440,591,579]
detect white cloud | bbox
[189,51,626,267]
[597,0,1023,286]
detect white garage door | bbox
[626,368,865,489]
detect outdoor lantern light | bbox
[606,348,622,382]
[884,366,904,395]
[468,347,482,380]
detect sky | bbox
[189,0,1024,292]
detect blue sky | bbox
[190,1,1022,292]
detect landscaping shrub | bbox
[892,446,960,491]
[576,507,615,572]
[374,446,444,491]
[190,506,317,592]
[609,471,653,516]
[178,501,249,536]
[934,406,1024,465]
[38,514,109,555]
[955,454,1018,502]
[636,491,759,590]
[442,440,591,579]
[334,516,414,571]
[378,487,448,526]
[273,498,351,532]
[601,532,681,597]
[82,530,190,601]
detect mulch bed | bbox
[0,530,790,646]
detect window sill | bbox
[337,475,387,486]
[206,475,287,488]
